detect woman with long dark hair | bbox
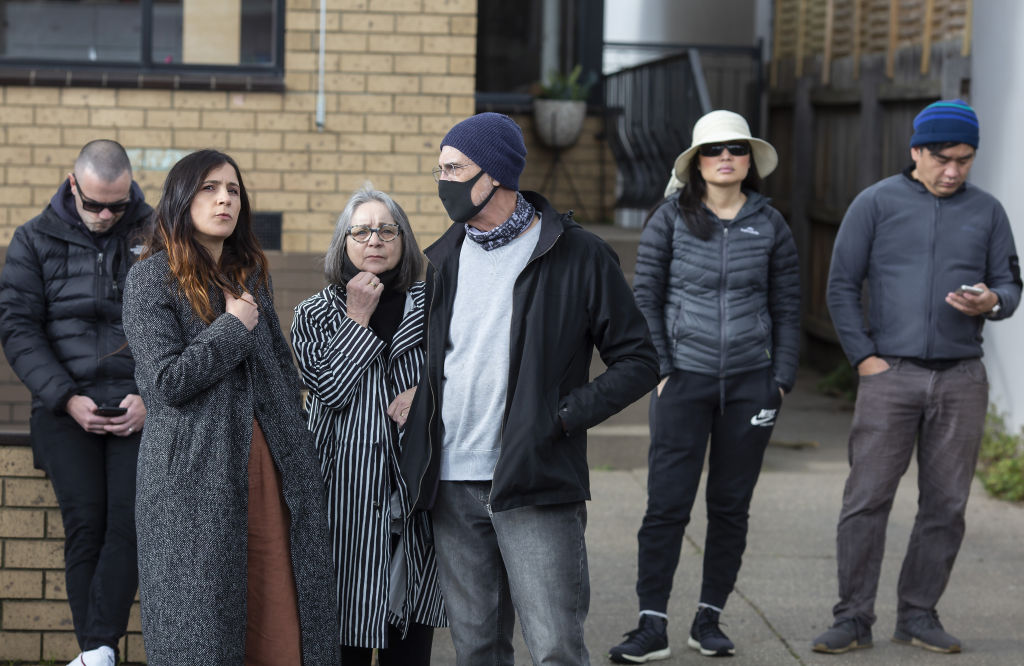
[609,111,801,662]
[291,187,445,664]
[121,149,338,665]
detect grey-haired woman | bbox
[291,188,445,665]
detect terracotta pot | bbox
[533,99,586,149]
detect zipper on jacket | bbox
[718,227,729,378]
[717,226,730,412]
[925,198,940,357]
[96,251,105,299]
[96,251,107,376]
[410,264,441,512]
[491,221,565,483]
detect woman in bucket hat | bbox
[609,110,801,662]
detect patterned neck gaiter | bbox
[464,192,537,252]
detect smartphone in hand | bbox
[955,284,985,296]
[94,406,128,417]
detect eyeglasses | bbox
[346,224,401,243]
[73,174,131,214]
[431,163,474,183]
[698,143,751,157]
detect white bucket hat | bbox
[664,110,778,197]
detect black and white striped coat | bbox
[291,280,445,648]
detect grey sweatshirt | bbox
[440,221,541,480]
[827,169,1021,367]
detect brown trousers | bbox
[245,420,302,665]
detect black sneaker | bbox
[892,610,961,653]
[811,617,873,653]
[608,614,671,663]
[687,607,735,656]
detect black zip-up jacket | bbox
[399,191,659,513]
[0,179,152,413]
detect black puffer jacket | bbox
[399,191,659,513]
[0,179,152,412]
[634,191,801,391]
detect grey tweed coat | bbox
[122,252,339,666]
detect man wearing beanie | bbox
[399,112,659,664]
[812,100,1021,655]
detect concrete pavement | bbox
[428,367,1024,664]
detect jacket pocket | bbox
[163,413,185,475]
[962,358,988,385]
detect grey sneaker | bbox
[811,617,873,654]
[892,610,961,653]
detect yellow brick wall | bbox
[515,114,617,225]
[1,442,144,663]
[0,0,478,254]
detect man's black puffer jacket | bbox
[0,179,152,412]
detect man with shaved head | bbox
[0,140,152,666]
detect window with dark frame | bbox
[474,0,604,110]
[475,1,543,98]
[252,212,283,252]
[0,0,283,90]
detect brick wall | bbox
[515,113,617,225]
[0,437,145,663]
[0,0,480,253]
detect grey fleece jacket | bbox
[827,169,1022,367]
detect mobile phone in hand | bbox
[955,284,985,296]
[94,406,128,417]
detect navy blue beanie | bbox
[910,99,980,148]
[441,113,527,191]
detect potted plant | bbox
[533,65,595,149]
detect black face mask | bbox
[438,169,498,224]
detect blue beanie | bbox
[910,99,980,148]
[441,113,527,191]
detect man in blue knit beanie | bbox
[813,100,1021,655]
[398,112,659,664]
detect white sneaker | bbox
[77,645,116,666]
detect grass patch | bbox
[977,408,1024,502]
[816,362,857,403]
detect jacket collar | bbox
[325,281,426,362]
[388,282,426,362]
[725,190,769,225]
[900,163,970,198]
[424,190,571,267]
[693,189,770,226]
[44,178,148,242]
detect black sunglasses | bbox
[73,174,131,214]
[698,143,751,157]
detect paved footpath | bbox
[430,367,1024,664]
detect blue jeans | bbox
[833,358,988,626]
[431,481,590,665]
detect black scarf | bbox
[340,253,405,346]
[464,192,537,251]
